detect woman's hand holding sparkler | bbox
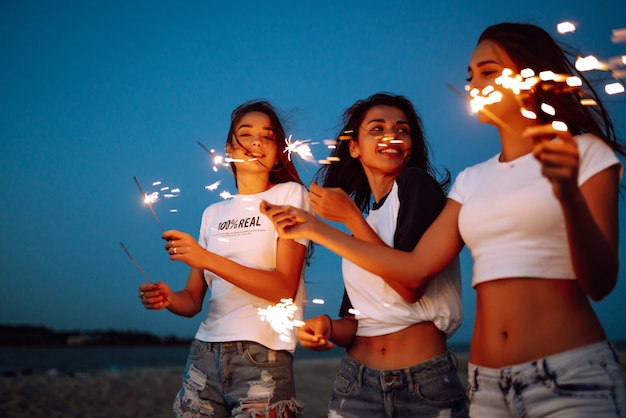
[162,230,207,269]
[138,282,171,310]
[259,200,321,240]
[296,315,335,352]
[526,123,580,202]
[308,182,361,226]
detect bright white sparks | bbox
[575,55,602,72]
[552,121,569,132]
[144,192,159,204]
[205,180,222,191]
[540,103,556,116]
[219,190,235,200]
[258,298,305,343]
[284,135,316,163]
[557,21,576,34]
[605,82,625,95]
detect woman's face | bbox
[467,39,525,126]
[350,105,412,177]
[228,111,278,175]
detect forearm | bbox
[200,252,299,302]
[166,289,204,317]
[345,211,386,246]
[329,317,358,348]
[561,191,618,300]
[309,220,427,285]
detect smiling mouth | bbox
[377,145,404,156]
[245,151,265,159]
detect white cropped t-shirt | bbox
[342,168,463,337]
[448,134,621,287]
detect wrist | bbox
[323,315,333,340]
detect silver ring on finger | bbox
[173,247,177,254]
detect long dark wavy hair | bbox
[315,93,450,213]
[478,22,625,157]
[226,100,304,188]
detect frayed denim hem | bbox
[233,397,304,418]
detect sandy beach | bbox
[1,352,624,417]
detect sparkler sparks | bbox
[133,176,165,232]
[219,190,235,200]
[462,22,625,125]
[198,141,233,173]
[205,180,222,191]
[283,135,316,163]
[257,298,305,342]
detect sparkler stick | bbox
[197,141,213,155]
[120,241,154,283]
[133,176,164,233]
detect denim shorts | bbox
[173,339,302,418]
[327,350,469,417]
[467,340,626,417]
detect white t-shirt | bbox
[342,168,463,338]
[194,181,310,352]
[448,134,621,287]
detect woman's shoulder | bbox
[396,167,435,186]
[396,167,445,201]
[266,181,307,195]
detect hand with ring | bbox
[138,282,171,310]
[162,230,207,269]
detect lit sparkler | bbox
[134,176,165,232]
[257,298,305,342]
[463,21,625,123]
[198,141,233,173]
[283,134,316,163]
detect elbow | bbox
[399,282,428,304]
[588,279,616,302]
[585,264,618,302]
[182,306,202,318]
[273,282,300,304]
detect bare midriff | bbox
[471,277,606,368]
[347,321,447,370]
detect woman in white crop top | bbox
[262,24,626,416]
[283,93,468,417]
[137,100,311,417]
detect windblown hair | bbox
[478,22,625,157]
[315,93,450,213]
[226,100,304,188]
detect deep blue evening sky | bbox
[1,0,625,344]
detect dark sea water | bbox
[0,342,473,375]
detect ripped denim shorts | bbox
[173,339,302,418]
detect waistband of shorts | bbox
[193,339,291,356]
[342,349,457,382]
[468,340,617,381]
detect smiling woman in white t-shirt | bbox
[262,24,626,417]
[138,100,311,418]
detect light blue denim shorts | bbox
[467,340,626,417]
[328,350,469,418]
[173,339,302,418]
